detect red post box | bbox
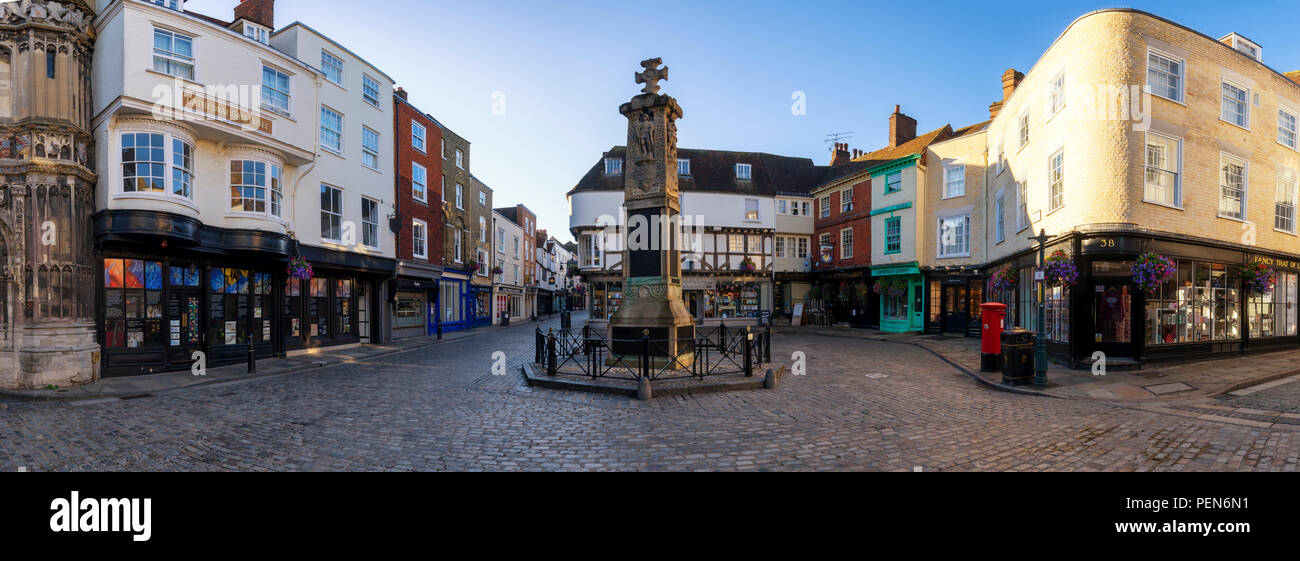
[979,302,1007,372]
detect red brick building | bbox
[391,88,445,338]
[809,147,875,325]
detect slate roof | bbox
[569,147,827,197]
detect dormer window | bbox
[677,159,690,176]
[243,23,269,44]
[1223,33,1262,62]
[736,163,752,180]
[151,0,182,10]
[604,158,622,176]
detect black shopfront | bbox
[924,269,985,337]
[94,210,392,378]
[985,230,1300,369]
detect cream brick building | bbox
[970,8,1300,366]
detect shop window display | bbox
[1247,271,1297,339]
[103,258,165,349]
[1145,260,1240,345]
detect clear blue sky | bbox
[184,0,1300,244]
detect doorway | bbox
[1092,279,1137,357]
[942,284,970,334]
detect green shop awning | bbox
[871,264,920,277]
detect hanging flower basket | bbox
[739,258,756,273]
[467,260,481,274]
[491,266,504,275]
[1243,262,1276,295]
[1132,252,1176,294]
[872,278,907,297]
[1040,251,1079,287]
[287,256,314,280]
[990,265,1018,292]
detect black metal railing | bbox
[535,323,772,382]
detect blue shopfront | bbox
[436,270,473,334]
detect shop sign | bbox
[820,246,834,263]
[1250,255,1300,270]
[682,277,716,291]
[1082,235,1142,255]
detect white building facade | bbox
[91,0,396,377]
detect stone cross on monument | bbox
[608,58,695,368]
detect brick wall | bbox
[395,97,444,264]
[812,177,873,270]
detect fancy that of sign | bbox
[1251,255,1300,270]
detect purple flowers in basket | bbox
[1242,262,1276,295]
[1040,251,1078,286]
[1132,252,1175,294]
[287,256,314,280]
[990,265,1018,292]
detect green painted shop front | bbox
[874,263,924,333]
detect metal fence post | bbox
[719,321,727,358]
[743,326,753,377]
[535,328,543,364]
[640,329,650,380]
[764,328,772,364]
[546,328,557,376]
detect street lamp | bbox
[1029,228,1051,388]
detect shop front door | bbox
[942,284,970,334]
[1092,279,1138,357]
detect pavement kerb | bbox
[0,317,560,403]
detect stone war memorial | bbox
[525,58,778,400]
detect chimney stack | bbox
[830,142,851,167]
[234,0,276,29]
[989,68,1024,119]
[889,105,917,148]
[396,86,409,100]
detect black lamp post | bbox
[1029,228,1052,388]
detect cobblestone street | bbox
[2,320,1298,471]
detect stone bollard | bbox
[763,367,777,390]
[636,376,652,401]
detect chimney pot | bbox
[234,0,276,29]
[830,142,851,167]
[888,106,917,148]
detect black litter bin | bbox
[1001,328,1035,386]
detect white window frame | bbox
[1147,48,1185,103]
[775,236,786,259]
[796,237,809,259]
[1221,79,1251,130]
[152,28,195,81]
[604,158,622,175]
[412,218,428,259]
[479,190,487,206]
[362,74,381,107]
[496,227,506,254]
[943,164,965,198]
[839,227,853,259]
[840,188,854,212]
[819,195,831,218]
[228,159,282,218]
[1049,71,1066,116]
[412,122,427,152]
[1016,181,1029,232]
[1018,110,1030,148]
[455,149,464,169]
[119,131,197,203]
[321,106,344,154]
[361,196,380,249]
[1276,168,1298,234]
[361,126,380,170]
[243,22,268,44]
[995,189,1006,244]
[412,163,427,203]
[1143,131,1182,208]
[736,163,752,180]
[455,183,464,209]
[1280,106,1299,150]
[1048,149,1065,212]
[321,50,344,86]
[937,214,971,259]
[1219,152,1249,221]
[321,184,343,243]
[260,65,291,116]
[479,216,487,242]
[678,159,691,176]
[777,199,788,215]
[453,228,462,263]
